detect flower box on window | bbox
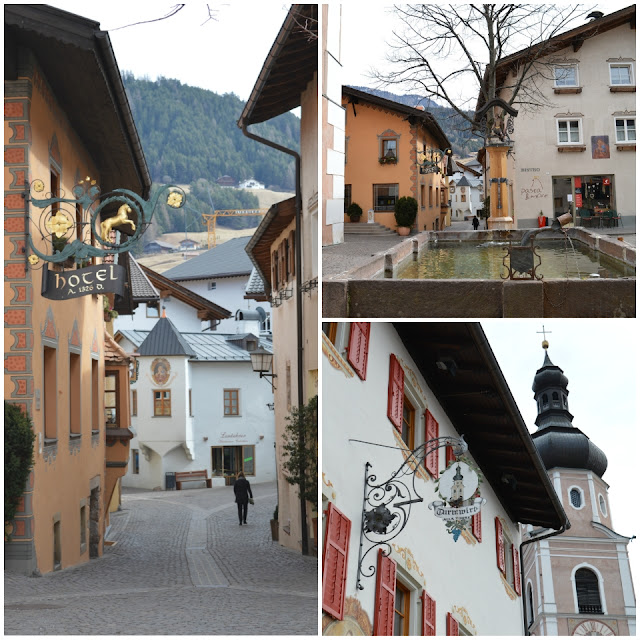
[379,156,398,165]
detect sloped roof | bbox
[139,263,230,322]
[163,236,253,281]
[244,267,268,301]
[118,329,273,362]
[238,4,318,127]
[4,5,150,199]
[343,86,451,151]
[245,198,296,298]
[475,5,636,116]
[104,330,135,363]
[393,322,568,529]
[127,254,159,302]
[456,175,472,188]
[136,317,196,357]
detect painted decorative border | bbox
[321,332,354,378]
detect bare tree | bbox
[375,4,596,141]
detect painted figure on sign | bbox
[100,203,136,242]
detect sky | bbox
[340,3,634,108]
[481,319,638,571]
[39,2,292,101]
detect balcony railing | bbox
[578,604,603,614]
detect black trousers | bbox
[237,501,248,523]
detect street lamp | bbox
[249,346,277,390]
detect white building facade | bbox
[322,322,567,636]
[494,6,636,228]
[117,321,275,490]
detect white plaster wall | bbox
[503,24,636,227]
[115,298,206,333]
[323,323,524,635]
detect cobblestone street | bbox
[4,482,317,635]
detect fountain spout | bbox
[520,213,572,246]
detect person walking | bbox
[234,472,253,525]
[472,215,480,230]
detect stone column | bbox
[486,141,514,230]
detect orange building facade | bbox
[343,87,452,232]
[4,6,148,574]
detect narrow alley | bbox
[4,482,317,635]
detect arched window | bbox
[575,568,602,614]
[562,394,568,408]
[527,583,535,627]
[552,391,560,407]
[542,394,549,409]
[570,488,582,508]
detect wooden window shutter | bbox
[495,517,506,574]
[322,502,351,620]
[284,237,290,280]
[446,612,459,636]
[387,354,404,432]
[445,444,456,467]
[512,544,522,596]
[472,510,482,542]
[373,549,396,636]
[279,240,286,284]
[271,249,278,291]
[288,230,295,277]
[347,322,370,381]
[424,410,439,476]
[422,590,436,636]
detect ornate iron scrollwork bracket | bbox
[24,177,186,268]
[354,435,468,590]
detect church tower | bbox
[522,336,635,636]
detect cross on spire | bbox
[537,325,551,349]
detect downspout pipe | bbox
[240,123,308,557]
[520,520,570,635]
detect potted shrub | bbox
[394,196,418,236]
[347,202,363,222]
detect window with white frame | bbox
[557,119,582,144]
[554,64,579,87]
[609,63,634,86]
[615,117,636,143]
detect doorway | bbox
[211,445,256,478]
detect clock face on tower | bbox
[572,620,614,636]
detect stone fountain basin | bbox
[322,228,635,318]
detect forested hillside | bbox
[351,85,483,158]
[123,73,299,189]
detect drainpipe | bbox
[520,520,570,635]
[240,123,308,557]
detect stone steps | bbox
[344,222,397,236]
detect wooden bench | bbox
[175,470,212,490]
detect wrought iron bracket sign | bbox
[24,177,185,271]
[353,434,471,590]
[41,263,126,300]
[417,147,452,175]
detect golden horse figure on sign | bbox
[100,204,136,242]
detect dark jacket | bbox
[234,477,253,504]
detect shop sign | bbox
[219,431,248,443]
[41,263,125,300]
[429,459,485,541]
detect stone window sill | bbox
[610,86,636,93]
[554,87,582,94]
[616,144,636,151]
[69,433,81,440]
[557,145,586,152]
[44,438,58,447]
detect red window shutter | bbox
[495,517,506,574]
[472,510,482,542]
[445,444,455,467]
[512,544,522,595]
[387,354,404,432]
[347,322,370,381]
[424,410,439,476]
[322,502,351,620]
[422,590,436,636]
[373,549,396,636]
[446,612,459,636]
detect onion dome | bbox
[531,340,607,478]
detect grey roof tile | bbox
[128,254,160,301]
[163,236,253,281]
[118,329,272,362]
[136,317,196,356]
[245,267,266,296]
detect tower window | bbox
[599,494,607,517]
[575,568,602,614]
[527,583,535,627]
[552,391,560,407]
[570,488,582,508]
[542,394,549,409]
